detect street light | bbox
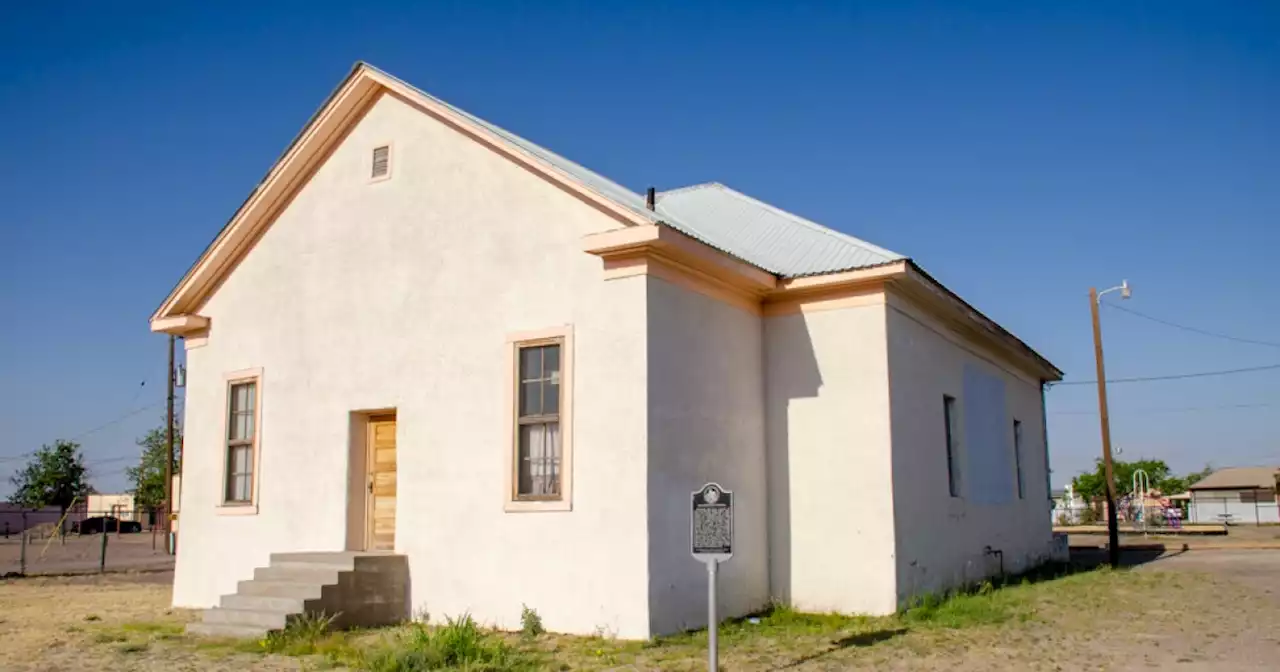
[1089,280,1131,568]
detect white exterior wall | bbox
[886,293,1053,601]
[1189,490,1280,524]
[764,298,898,615]
[645,277,769,635]
[175,91,653,638]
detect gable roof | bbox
[152,62,915,322]
[150,62,1061,381]
[1189,467,1279,491]
[370,71,901,279]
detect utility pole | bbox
[164,334,175,555]
[1089,287,1121,568]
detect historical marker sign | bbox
[691,483,733,560]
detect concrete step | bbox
[203,607,289,630]
[221,593,308,613]
[186,621,269,639]
[269,552,360,569]
[253,565,341,585]
[236,580,325,600]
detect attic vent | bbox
[371,145,390,179]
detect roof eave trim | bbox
[897,261,1064,382]
[151,314,210,335]
[582,225,778,294]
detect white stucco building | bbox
[151,63,1063,639]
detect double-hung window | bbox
[225,378,258,505]
[515,340,563,499]
[506,327,573,512]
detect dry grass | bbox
[0,574,300,671]
[4,557,1280,671]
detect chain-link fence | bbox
[1055,494,1280,528]
[1187,496,1280,526]
[1053,499,1191,530]
[0,508,175,577]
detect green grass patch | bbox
[191,636,268,658]
[117,641,149,654]
[120,621,186,637]
[259,611,356,658]
[177,562,1157,670]
[91,631,128,644]
[349,614,539,671]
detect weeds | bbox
[355,613,537,671]
[260,611,342,656]
[519,605,544,640]
[92,631,128,644]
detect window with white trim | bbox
[225,380,257,504]
[515,340,563,499]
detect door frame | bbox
[346,409,397,551]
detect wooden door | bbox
[366,416,397,551]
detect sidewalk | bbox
[1068,533,1280,551]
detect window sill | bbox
[216,504,259,516]
[504,499,572,513]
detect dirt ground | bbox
[0,572,300,672]
[2,550,1280,671]
[0,533,175,577]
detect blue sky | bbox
[1,1,1277,497]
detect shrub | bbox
[520,605,544,640]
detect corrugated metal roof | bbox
[372,65,900,278]
[655,183,904,277]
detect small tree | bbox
[8,440,92,514]
[126,420,182,512]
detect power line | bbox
[1104,302,1280,349]
[1053,363,1280,386]
[86,455,138,466]
[1051,402,1275,416]
[68,401,166,442]
[0,399,166,463]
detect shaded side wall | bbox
[886,292,1053,601]
[645,276,769,635]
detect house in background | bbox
[151,63,1063,639]
[87,493,138,521]
[1188,467,1280,525]
[1051,485,1088,525]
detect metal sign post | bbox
[691,483,733,671]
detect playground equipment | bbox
[1132,469,1151,534]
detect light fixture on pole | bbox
[1089,279,1131,568]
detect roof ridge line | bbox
[703,183,903,260]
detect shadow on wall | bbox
[764,314,823,604]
